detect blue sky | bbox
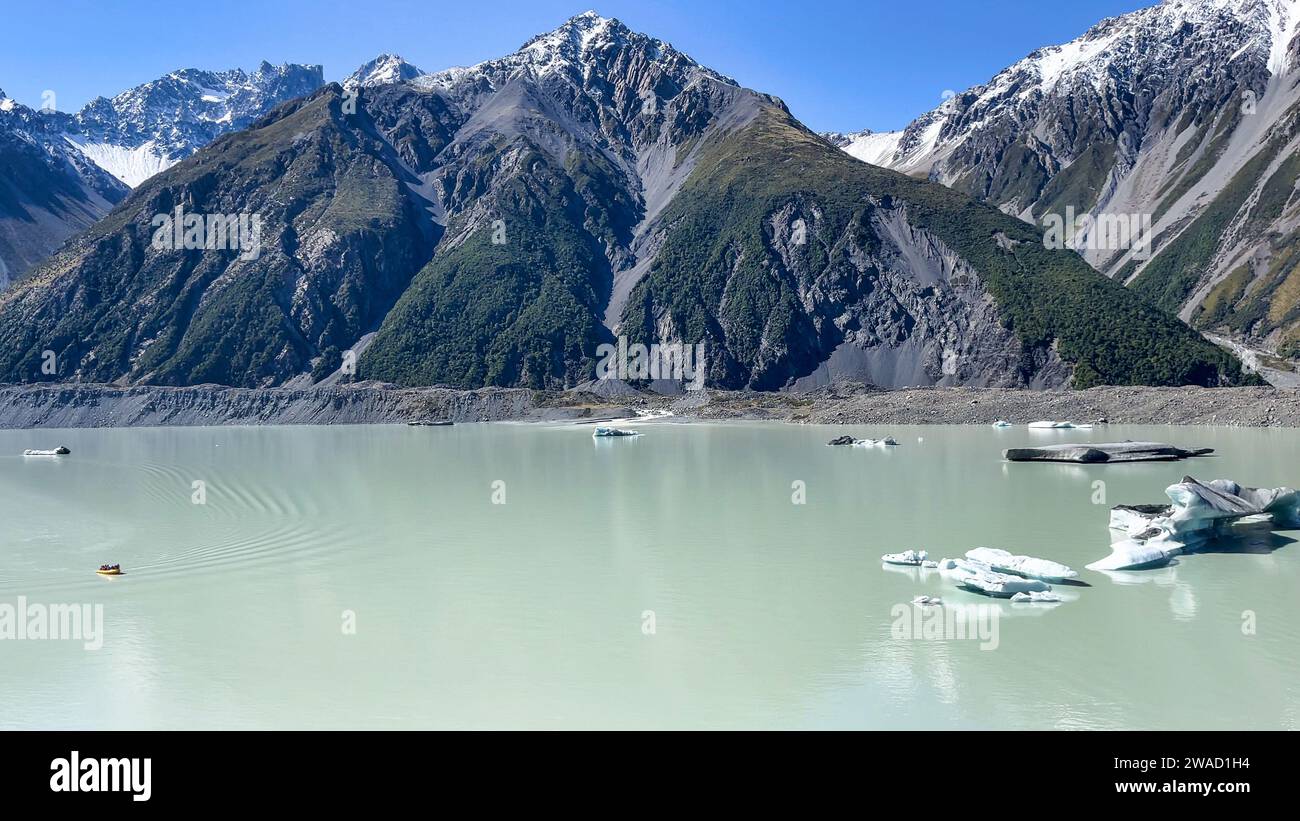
[1,0,1152,132]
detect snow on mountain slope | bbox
[67,62,324,186]
[829,0,1300,366]
[344,54,425,89]
[60,137,173,188]
[395,11,757,328]
[825,129,903,166]
[0,63,323,284]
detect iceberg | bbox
[964,547,1078,581]
[1087,476,1300,570]
[882,549,928,566]
[912,595,943,606]
[593,427,640,438]
[956,568,1053,598]
[1086,539,1173,571]
[852,436,898,447]
[23,447,70,456]
[1004,442,1213,464]
[992,420,1013,428]
[830,435,899,447]
[1010,591,1063,603]
[1028,420,1079,429]
[936,557,981,574]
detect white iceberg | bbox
[882,549,928,566]
[956,568,1053,598]
[1028,420,1091,429]
[1088,476,1300,570]
[593,427,640,438]
[1010,591,1063,603]
[912,595,943,606]
[852,436,899,447]
[1086,539,1173,571]
[992,420,1012,428]
[936,557,982,574]
[965,547,1078,582]
[23,446,70,456]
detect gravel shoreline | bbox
[690,384,1300,427]
[1,382,1298,429]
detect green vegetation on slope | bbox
[621,108,1252,388]
[1132,131,1288,314]
[0,87,433,387]
[359,145,616,388]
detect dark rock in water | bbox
[827,435,859,446]
[407,420,453,426]
[1004,442,1213,463]
[55,446,71,455]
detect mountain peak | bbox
[517,10,624,58]
[418,10,734,95]
[344,53,425,89]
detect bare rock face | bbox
[0,64,324,284]
[830,0,1300,364]
[0,382,539,428]
[788,203,1072,390]
[0,14,1252,392]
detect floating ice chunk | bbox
[1028,420,1074,429]
[956,568,1052,598]
[1010,591,1063,603]
[1086,539,1172,571]
[882,549,928,565]
[23,446,70,456]
[852,436,899,447]
[965,547,1078,581]
[593,427,640,437]
[1005,442,1213,463]
[1090,476,1300,570]
[920,560,939,568]
[936,557,983,574]
[912,595,943,606]
[992,420,1012,428]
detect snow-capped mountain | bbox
[830,0,1300,365]
[343,54,425,90]
[0,94,131,287]
[67,62,324,186]
[0,12,1249,391]
[0,62,323,284]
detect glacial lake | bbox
[2,421,1299,730]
